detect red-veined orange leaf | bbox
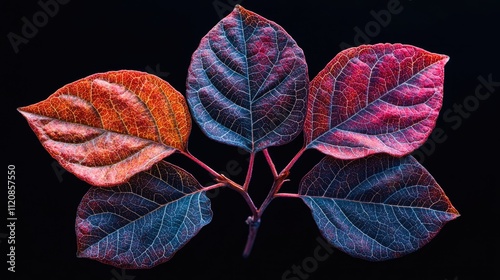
[18,70,191,187]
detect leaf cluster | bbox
[18,5,458,269]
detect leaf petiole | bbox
[263,149,278,178]
[202,182,227,192]
[243,152,256,191]
[180,149,259,215]
[279,146,306,177]
[180,150,221,179]
[274,193,301,199]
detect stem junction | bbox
[182,146,307,258]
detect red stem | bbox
[241,146,307,257]
[243,152,255,191]
[263,148,278,178]
[234,183,259,217]
[274,192,301,199]
[181,146,308,258]
[280,146,306,177]
[180,150,221,179]
[202,182,226,192]
[181,149,258,216]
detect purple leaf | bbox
[304,43,448,159]
[299,154,459,261]
[75,161,212,269]
[186,5,308,152]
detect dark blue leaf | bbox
[186,5,308,152]
[299,154,459,261]
[76,161,212,268]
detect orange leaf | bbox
[18,70,191,186]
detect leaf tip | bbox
[442,54,450,64]
[449,206,460,219]
[234,4,252,17]
[234,4,244,11]
[17,106,33,121]
[17,106,28,114]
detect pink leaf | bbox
[304,43,448,159]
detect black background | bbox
[2,0,499,279]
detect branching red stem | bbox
[181,150,258,217]
[182,146,307,258]
[241,146,307,257]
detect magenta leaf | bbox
[304,43,448,159]
[186,5,308,152]
[299,154,459,261]
[75,161,212,269]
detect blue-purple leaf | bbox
[186,5,308,152]
[75,161,212,268]
[299,154,459,261]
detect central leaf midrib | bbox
[309,198,394,252]
[305,195,452,214]
[305,196,450,254]
[22,111,174,168]
[87,189,207,253]
[134,193,197,263]
[238,10,254,151]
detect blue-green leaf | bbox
[76,161,212,268]
[300,154,459,261]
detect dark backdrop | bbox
[2,0,499,279]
